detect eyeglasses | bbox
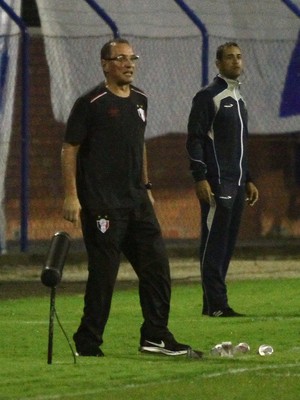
[104,55,139,63]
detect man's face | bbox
[216,45,243,80]
[101,43,138,85]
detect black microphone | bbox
[41,232,71,287]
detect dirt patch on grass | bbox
[0,257,299,299]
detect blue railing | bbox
[174,0,209,86]
[0,0,30,252]
[84,0,120,38]
[281,0,300,17]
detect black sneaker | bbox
[76,348,104,357]
[74,341,104,357]
[139,336,191,356]
[210,307,245,317]
[73,332,104,357]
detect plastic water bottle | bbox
[221,341,234,357]
[234,342,250,354]
[258,344,274,356]
[210,343,223,356]
[211,342,234,357]
[211,342,250,357]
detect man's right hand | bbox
[195,180,214,204]
[63,195,81,227]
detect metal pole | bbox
[173,0,209,86]
[47,287,56,364]
[281,0,300,17]
[83,0,120,38]
[0,0,30,251]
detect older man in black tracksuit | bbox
[62,38,192,357]
[187,42,259,317]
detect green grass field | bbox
[1,278,299,399]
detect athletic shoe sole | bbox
[139,345,188,356]
[75,350,104,357]
[210,309,245,317]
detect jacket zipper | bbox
[233,87,244,186]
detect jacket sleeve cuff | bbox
[192,170,206,182]
[246,171,253,183]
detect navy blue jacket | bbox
[187,75,251,187]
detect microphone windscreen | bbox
[41,232,71,287]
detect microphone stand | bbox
[47,286,56,364]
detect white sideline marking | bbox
[0,320,76,325]
[19,363,300,400]
[3,313,300,326]
[201,363,300,378]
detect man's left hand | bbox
[246,182,259,206]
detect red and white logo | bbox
[137,106,146,122]
[97,218,110,233]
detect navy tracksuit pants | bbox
[200,184,246,314]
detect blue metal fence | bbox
[173,0,209,87]
[281,0,300,17]
[84,0,120,38]
[0,0,30,252]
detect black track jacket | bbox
[187,75,251,187]
[64,83,147,212]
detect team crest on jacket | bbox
[97,218,110,233]
[137,106,146,122]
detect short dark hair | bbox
[101,38,130,60]
[216,42,240,61]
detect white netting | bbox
[4,1,300,247]
[42,34,300,137]
[36,0,300,137]
[0,0,21,252]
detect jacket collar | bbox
[216,74,241,90]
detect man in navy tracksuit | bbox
[187,42,259,317]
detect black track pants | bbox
[74,199,171,347]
